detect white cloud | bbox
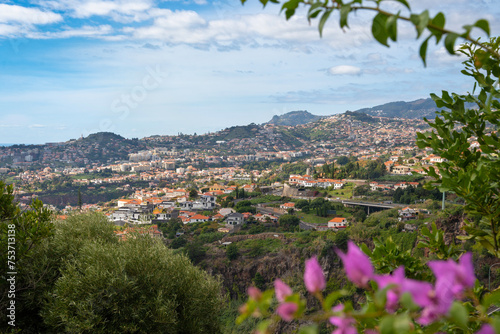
[40,0,153,22]
[124,10,374,50]
[0,24,22,37]
[328,65,361,75]
[0,4,62,25]
[74,1,119,17]
[431,46,465,64]
[28,25,114,39]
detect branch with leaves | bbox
[241,0,498,64]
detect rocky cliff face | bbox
[202,236,360,333]
[435,213,467,246]
[202,235,346,299]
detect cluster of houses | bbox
[288,174,345,189]
[108,192,283,233]
[398,206,430,222]
[178,195,217,210]
[369,181,420,192]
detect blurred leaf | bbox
[482,289,500,308]
[298,324,319,334]
[393,0,410,10]
[410,10,429,37]
[318,9,332,37]
[340,4,351,28]
[444,33,459,54]
[474,19,490,36]
[386,12,399,42]
[372,13,389,47]
[449,301,468,329]
[419,36,430,66]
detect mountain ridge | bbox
[353,98,441,119]
[265,110,323,126]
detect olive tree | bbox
[42,235,223,333]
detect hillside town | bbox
[0,110,473,241]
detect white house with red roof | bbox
[188,214,210,224]
[328,217,347,228]
[280,202,296,210]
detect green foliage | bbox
[239,238,283,256]
[185,241,207,264]
[248,195,283,205]
[417,221,462,260]
[235,200,256,213]
[0,189,223,334]
[1,212,121,332]
[392,184,441,204]
[214,123,261,141]
[220,299,260,334]
[295,199,310,209]
[236,206,256,214]
[344,111,377,123]
[77,187,82,209]
[354,185,370,196]
[353,208,367,222]
[279,214,300,231]
[196,232,226,244]
[42,236,223,333]
[416,38,500,256]
[0,182,54,268]
[189,188,199,199]
[0,181,55,332]
[252,272,266,290]
[321,161,336,179]
[158,218,183,239]
[336,156,349,166]
[336,159,387,180]
[227,243,239,260]
[334,230,349,252]
[362,237,430,280]
[170,236,188,249]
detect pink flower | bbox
[428,252,476,298]
[418,252,477,325]
[276,302,298,321]
[247,286,262,300]
[400,276,433,308]
[330,304,357,334]
[417,278,455,325]
[476,324,495,334]
[373,266,433,312]
[274,279,292,303]
[373,267,405,312]
[336,241,374,288]
[304,256,326,293]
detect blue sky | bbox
[0,0,498,144]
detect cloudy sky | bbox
[0,0,498,144]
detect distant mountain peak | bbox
[80,132,125,142]
[265,110,322,126]
[355,98,441,119]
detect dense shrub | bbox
[43,236,222,333]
